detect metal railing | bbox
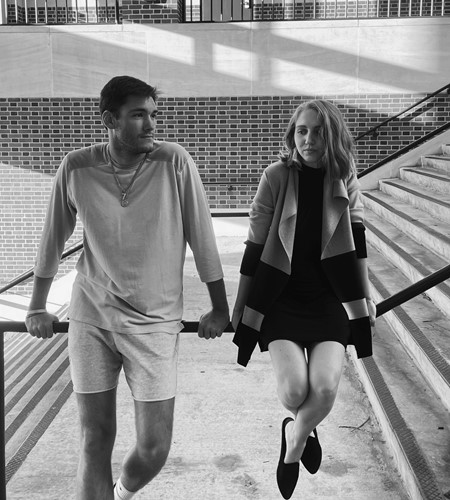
[182,0,450,23]
[4,0,121,25]
[355,82,450,174]
[3,0,448,24]
[356,82,450,142]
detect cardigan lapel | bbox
[321,176,349,259]
[278,166,298,264]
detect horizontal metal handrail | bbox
[2,263,449,334]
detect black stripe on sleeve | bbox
[240,240,264,276]
[352,223,367,258]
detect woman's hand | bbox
[366,298,376,328]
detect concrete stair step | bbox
[400,166,450,195]
[362,190,450,262]
[422,154,450,174]
[350,309,450,499]
[3,308,72,484]
[364,207,450,317]
[367,245,450,411]
[379,178,450,224]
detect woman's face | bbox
[294,108,325,168]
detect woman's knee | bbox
[310,376,340,412]
[278,378,308,410]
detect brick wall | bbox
[1,92,449,288]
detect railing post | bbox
[0,0,7,24]
[1,328,6,500]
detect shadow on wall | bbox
[1,19,448,97]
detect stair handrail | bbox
[358,120,450,178]
[0,240,84,295]
[355,82,450,141]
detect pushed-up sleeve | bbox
[177,153,224,283]
[34,158,78,278]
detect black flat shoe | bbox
[300,428,322,474]
[276,417,299,499]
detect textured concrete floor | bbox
[6,334,409,500]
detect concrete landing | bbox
[6,334,409,500]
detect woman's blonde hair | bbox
[280,99,356,180]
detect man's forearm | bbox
[205,278,229,313]
[29,275,55,310]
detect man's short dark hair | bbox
[99,76,158,117]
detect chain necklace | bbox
[108,149,148,207]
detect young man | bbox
[25,75,230,500]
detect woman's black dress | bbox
[259,164,350,351]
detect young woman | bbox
[232,100,376,499]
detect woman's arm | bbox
[355,257,376,326]
[348,171,376,326]
[232,274,252,330]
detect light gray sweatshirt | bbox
[34,141,223,333]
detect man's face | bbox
[112,95,158,155]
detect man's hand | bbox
[25,311,59,339]
[198,309,230,340]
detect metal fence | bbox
[3,0,449,24]
[4,0,121,24]
[183,0,450,22]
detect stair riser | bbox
[379,182,450,224]
[370,286,450,414]
[362,196,450,262]
[366,230,450,318]
[349,353,429,500]
[400,169,450,196]
[421,157,450,174]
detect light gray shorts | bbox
[68,320,180,402]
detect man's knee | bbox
[80,419,116,457]
[136,432,172,472]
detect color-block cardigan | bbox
[233,160,373,366]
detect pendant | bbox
[121,192,129,207]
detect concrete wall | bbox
[1,17,449,98]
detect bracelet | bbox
[26,309,47,318]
